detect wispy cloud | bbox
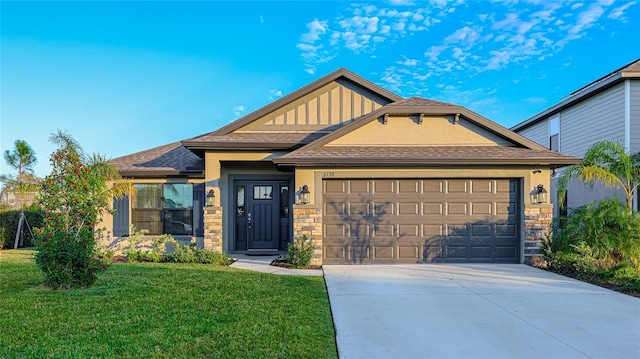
[233,105,246,119]
[268,89,283,100]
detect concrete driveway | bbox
[323,264,640,359]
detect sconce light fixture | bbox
[530,184,548,204]
[206,189,215,207]
[532,169,542,174]
[299,185,310,204]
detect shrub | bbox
[163,243,232,265]
[543,198,640,272]
[287,235,314,268]
[0,210,44,248]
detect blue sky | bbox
[1,0,639,177]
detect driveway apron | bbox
[323,264,640,359]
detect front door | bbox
[234,181,292,251]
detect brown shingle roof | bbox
[388,97,456,107]
[110,142,203,177]
[182,132,329,149]
[274,146,580,166]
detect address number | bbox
[323,172,335,178]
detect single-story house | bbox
[106,68,579,265]
[511,58,640,216]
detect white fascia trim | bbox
[625,80,631,150]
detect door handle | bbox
[248,212,252,227]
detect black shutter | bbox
[113,195,130,237]
[193,184,205,237]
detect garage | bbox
[323,178,520,264]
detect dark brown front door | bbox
[234,181,291,252]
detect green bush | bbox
[163,243,232,265]
[287,235,314,268]
[543,198,640,271]
[0,210,43,248]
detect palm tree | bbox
[558,140,640,215]
[1,140,39,208]
[49,130,135,204]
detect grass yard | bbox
[0,250,337,359]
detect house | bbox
[511,59,640,216]
[106,68,579,265]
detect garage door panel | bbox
[399,180,421,193]
[471,180,492,193]
[447,180,468,193]
[399,202,420,215]
[423,203,443,215]
[447,202,468,215]
[325,180,347,194]
[349,180,371,194]
[373,224,394,237]
[373,202,395,215]
[323,178,520,264]
[350,246,370,260]
[373,180,395,193]
[424,180,444,193]
[471,202,493,215]
[325,246,347,259]
[471,246,492,259]
[373,246,394,259]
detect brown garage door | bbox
[323,179,520,264]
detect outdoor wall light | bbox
[530,184,548,204]
[206,189,215,207]
[532,169,542,174]
[299,185,310,204]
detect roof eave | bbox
[273,157,582,167]
[117,169,205,178]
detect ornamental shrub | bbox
[163,243,232,265]
[34,143,110,289]
[287,235,315,268]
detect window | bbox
[549,116,559,152]
[236,186,245,218]
[253,185,273,200]
[132,184,193,235]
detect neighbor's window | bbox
[549,116,559,152]
[132,184,193,235]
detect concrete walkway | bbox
[229,254,323,276]
[323,264,640,359]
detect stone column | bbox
[293,207,323,265]
[203,206,223,253]
[524,204,553,265]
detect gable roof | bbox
[274,97,580,167]
[511,58,640,132]
[110,142,204,177]
[181,68,403,154]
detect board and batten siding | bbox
[516,120,548,147]
[560,83,626,158]
[630,80,640,155]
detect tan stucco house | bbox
[107,68,579,265]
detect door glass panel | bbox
[253,185,273,200]
[237,186,245,217]
[280,185,290,218]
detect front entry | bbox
[234,181,292,252]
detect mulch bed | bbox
[270,258,322,270]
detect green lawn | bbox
[0,250,337,359]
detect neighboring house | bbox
[0,189,37,210]
[107,68,578,265]
[511,59,640,216]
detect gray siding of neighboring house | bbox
[517,119,548,147]
[630,80,640,155]
[560,82,626,158]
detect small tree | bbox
[35,131,134,289]
[0,139,40,208]
[558,140,640,215]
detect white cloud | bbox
[300,19,328,43]
[424,45,446,58]
[397,57,419,66]
[259,16,264,24]
[233,105,246,118]
[608,1,637,21]
[268,89,283,100]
